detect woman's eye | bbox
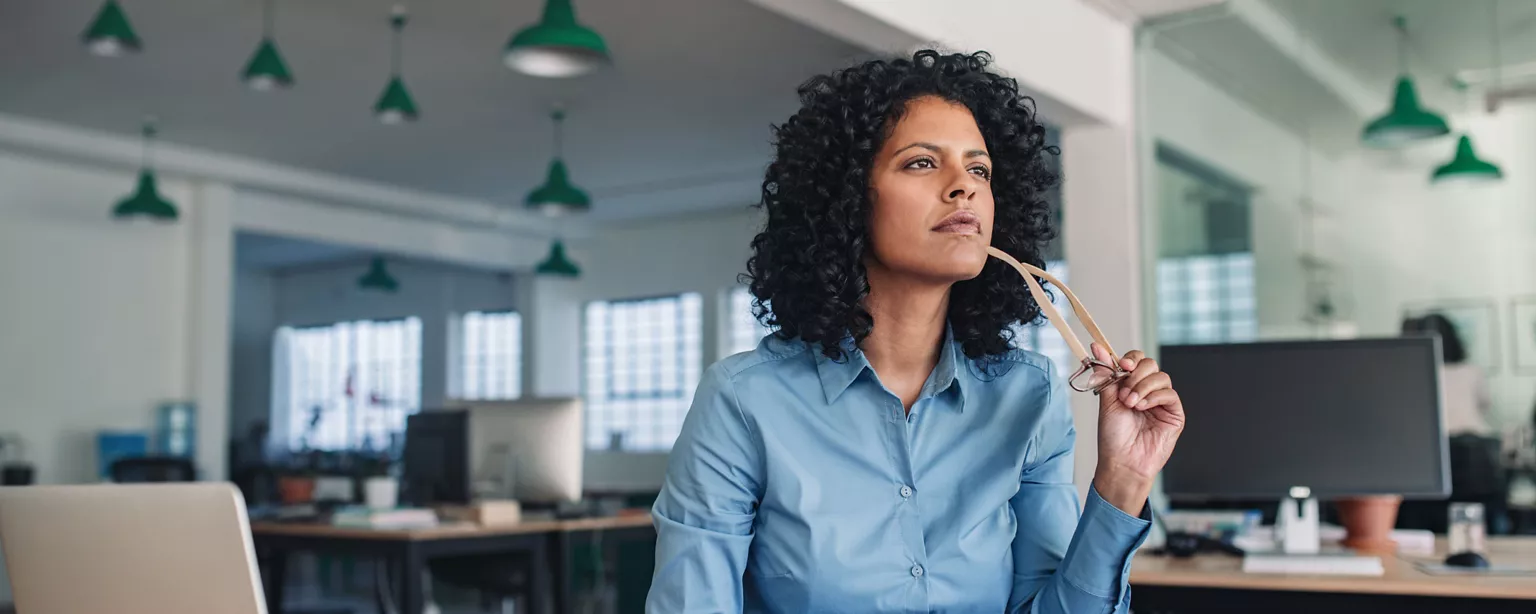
[970,166,992,180]
[905,158,936,170]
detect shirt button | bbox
[910,565,924,578]
[899,485,913,498]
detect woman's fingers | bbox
[1127,372,1171,407]
[1120,350,1144,372]
[1118,357,1162,406]
[1091,342,1114,364]
[1135,388,1181,412]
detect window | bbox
[1158,253,1257,344]
[583,293,703,452]
[1154,145,1256,346]
[458,310,522,400]
[273,317,422,452]
[1011,260,1077,380]
[727,286,775,356]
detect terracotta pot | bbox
[277,476,316,505]
[1336,495,1402,553]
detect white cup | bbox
[364,476,399,510]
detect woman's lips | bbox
[933,211,980,235]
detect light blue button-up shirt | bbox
[648,328,1151,613]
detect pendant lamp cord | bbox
[391,5,407,77]
[263,0,275,39]
[141,116,157,171]
[1491,0,1502,94]
[552,110,565,158]
[1393,15,1408,76]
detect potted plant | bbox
[276,406,323,505]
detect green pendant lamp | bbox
[1432,4,1507,185]
[1362,17,1449,147]
[374,5,419,124]
[526,111,592,216]
[1432,135,1502,184]
[535,240,581,277]
[114,119,177,221]
[83,0,141,56]
[242,0,294,91]
[358,257,400,292]
[503,0,610,78]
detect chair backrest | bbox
[1448,434,1505,499]
[110,456,196,483]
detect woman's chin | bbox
[921,258,989,283]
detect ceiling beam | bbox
[1223,0,1379,119]
[1082,0,1226,24]
[234,190,556,272]
[0,112,582,240]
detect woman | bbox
[648,51,1185,613]
[1403,313,1492,435]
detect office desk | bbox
[251,514,654,614]
[1131,536,1536,613]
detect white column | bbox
[523,274,584,398]
[1061,124,1144,494]
[189,181,236,481]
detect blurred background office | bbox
[2,0,1536,612]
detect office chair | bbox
[1397,435,1508,534]
[110,456,197,483]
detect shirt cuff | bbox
[1059,486,1152,602]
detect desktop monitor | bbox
[1159,338,1450,501]
[459,397,584,505]
[402,410,472,505]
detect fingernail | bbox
[1127,393,1140,406]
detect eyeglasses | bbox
[987,246,1129,395]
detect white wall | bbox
[0,150,202,485]
[528,207,765,492]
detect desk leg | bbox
[527,536,554,614]
[398,543,424,614]
[552,531,573,614]
[260,550,288,614]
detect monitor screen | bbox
[403,410,470,505]
[1159,338,1449,500]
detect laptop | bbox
[0,483,267,614]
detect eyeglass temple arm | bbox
[985,246,1118,362]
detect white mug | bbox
[364,476,399,510]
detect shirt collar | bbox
[813,324,966,407]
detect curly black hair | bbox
[743,49,1059,363]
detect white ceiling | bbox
[1262,0,1536,112]
[1147,0,1536,152]
[0,0,868,222]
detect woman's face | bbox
[866,95,994,285]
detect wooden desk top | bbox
[1131,537,1536,601]
[250,512,654,542]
